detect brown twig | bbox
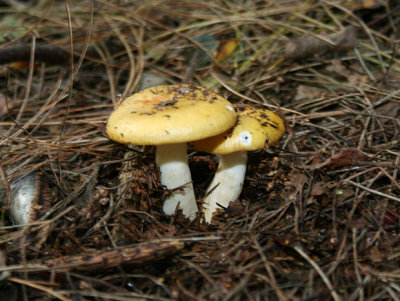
[43,239,184,271]
[0,45,70,65]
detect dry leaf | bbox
[295,85,330,101]
[311,182,328,196]
[326,59,369,87]
[317,148,371,169]
[285,26,357,60]
[375,101,400,118]
[215,38,239,62]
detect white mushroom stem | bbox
[202,151,248,223]
[156,143,198,220]
[9,173,38,225]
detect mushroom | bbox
[192,105,285,223]
[106,84,237,220]
[0,172,46,226]
[9,173,39,225]
[10,173,40,225]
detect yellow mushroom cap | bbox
[106,84,237,145]
[192,105,285,154]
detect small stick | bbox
[43,240,184,271]
[0,240,184,273]
[0,45,70,65]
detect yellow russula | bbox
[192,105,285,154]
[107,84,236,145]
[106,84,237,220]
[192,105,285,223]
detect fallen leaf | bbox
[309,148,372,170]
[311,182,328,196]
[295,85,330,101]
[284,26,357,60]
[326,59,369,88]
[375,101,400,118]
[215,38,240,62]
[321,148,370,169]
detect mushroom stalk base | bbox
[156,143,198,220]
[10,173,38,225]
[202,151,247,223]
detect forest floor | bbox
[0,1,399,300]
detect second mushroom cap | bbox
[192,104,285,154]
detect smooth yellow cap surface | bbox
[106,84,237,145]
[192,105,285,154]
